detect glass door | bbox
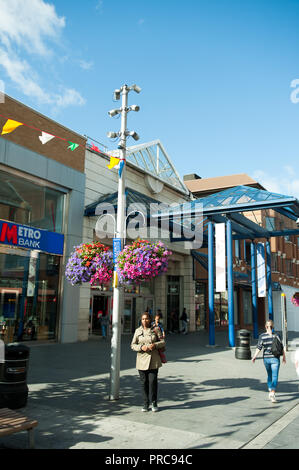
[123,298,133,333]
[144,297,154,316]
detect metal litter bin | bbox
[235,329,251,360]
[0,343,30,409]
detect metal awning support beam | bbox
[229,212,270,238]
[209,214,256,239]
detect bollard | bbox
[235,329,251,360]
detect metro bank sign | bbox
[0,220,64,255]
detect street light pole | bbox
[108,84,141,400]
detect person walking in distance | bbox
[101,313,109,339]
[180,308,188,335]
[131,312,165,412]
[252,320,286,403]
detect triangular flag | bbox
[91,143,101,153]
[1,119,23,135]
[118,160,125,177]
[67,141,79,151]
[39,131,55,145]
[107,156,120,170]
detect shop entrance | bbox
[167,276,181,332]
[91,295,110,335]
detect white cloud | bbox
[0,0,65,56]
[79,60,94,71]
[252,166,299,199]
[0,0,85,109]
[55,88,86,108]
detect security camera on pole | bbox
[107,84,141,400]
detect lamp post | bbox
[107,84,141,400]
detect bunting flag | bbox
[0,114,117,158]
[107,156,120,169]
[1,119,23,135]
[39,131,55,145]
[90,143,101,153]
[67,142,79,151]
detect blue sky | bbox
[1,0,299,196]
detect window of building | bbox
[285,259,293,277]
[245,242,251,265]
[265,216,275,231]
[271,253,278,272]
[0,169,65,233]
[234,240,240,259]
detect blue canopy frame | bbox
[152,185,299,347]
[85,185,299,347]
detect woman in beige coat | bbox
[131,312,165,412]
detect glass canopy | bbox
[152,185,299,244]
[110,140,189,195]
[167,185,299,219]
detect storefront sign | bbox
[0,220,64,255]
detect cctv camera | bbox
[296,218,299,226]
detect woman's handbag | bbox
[158,350,167,363]
[153,326,167,362]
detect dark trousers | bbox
[138,369,158,406]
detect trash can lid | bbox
[5,343,30,359]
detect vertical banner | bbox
[113,238,122,288]
[215,223,226,292]
[257,242,266,297]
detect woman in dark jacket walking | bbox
[252,320,286,403]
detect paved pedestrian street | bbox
[1,331,299,450]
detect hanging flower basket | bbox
[65,242,113,286]
[90,251,114,286]
[291,292,299,307]
[117,239,172,285]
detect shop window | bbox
[0,169,65,233]
[0,248,61,343]
[214,291,228,326]
[243,290,252,324]
[195,282,206,330]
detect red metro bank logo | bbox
[0,222,41,249]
